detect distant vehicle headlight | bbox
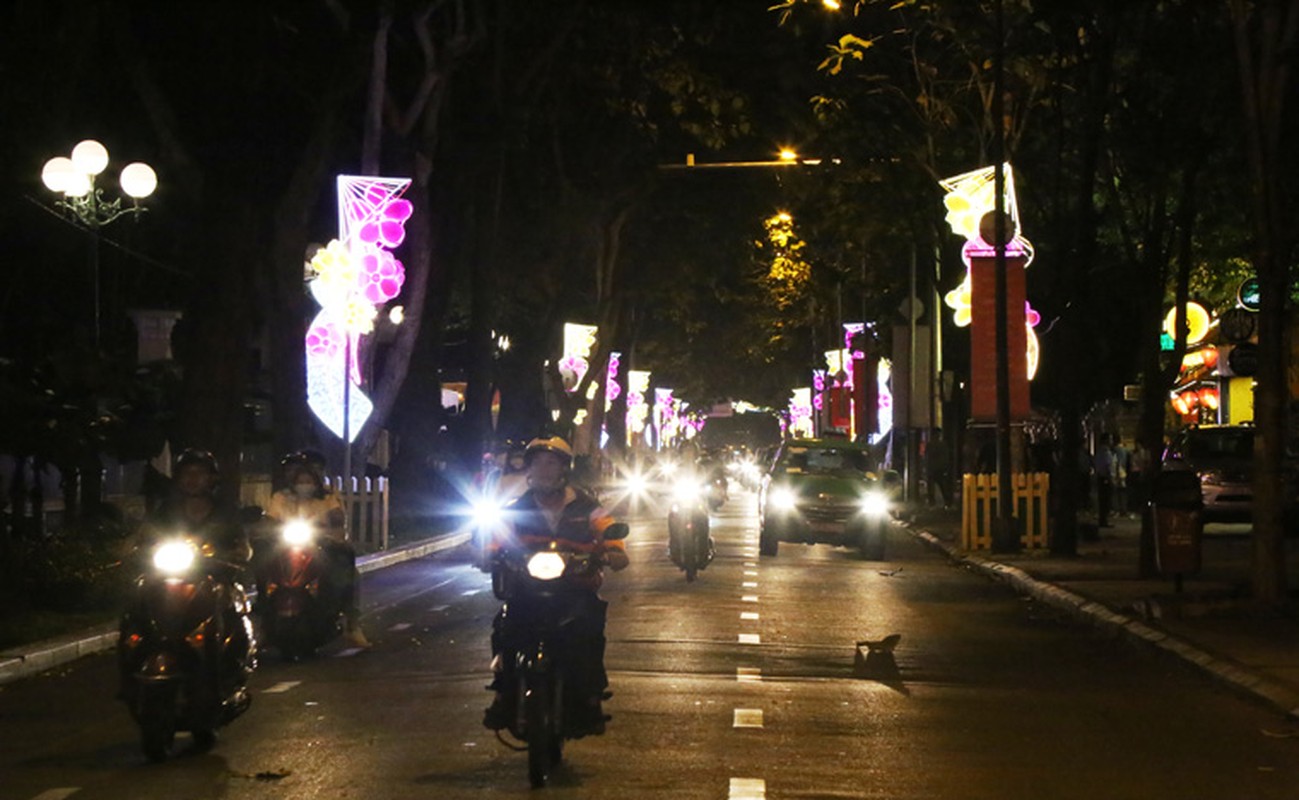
[152,540,198,575]
[769,487,797,511]
[526,551,567,581]
[282,518,315,546]
[859,490,890,517]
[623,471,650,496]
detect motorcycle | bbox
[667,478,714,582]
[706,473,728,511]
[117,535,255,761]
[255,519,341,659]
[489,523,629,789]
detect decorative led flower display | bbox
[789,388,814,438]
[559,323,599,393]
[939,163,1042,379]
[306,175,412,442]
[626,370,651,443]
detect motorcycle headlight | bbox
[658,460,679,478]
[769,487,797,511]
[282,519,315,546]
[859,490,890,517]
[152,540,198,576]
[472,499,503,527]
[673,479,702,502]
[526,551,567,581]
[623,471,650,496]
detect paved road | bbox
[2,491,1297,799]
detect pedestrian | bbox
[1113,438,1132,516]
[1129,440,1152,511]
[1093,434,1116,528]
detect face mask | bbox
[294,481,317,498]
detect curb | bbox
[907,525,1299,720]
[0,530,470,687]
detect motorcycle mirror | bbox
[604,522,630,541]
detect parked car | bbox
[1163,425,1254,522]
[757,439,898,559]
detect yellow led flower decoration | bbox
[944,274,973,327]
[342,296,378,335]
[310,239,358,293]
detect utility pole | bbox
[991,0,1019,553]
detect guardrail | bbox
[961,472,1051,550]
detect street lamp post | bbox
[41,139,157,350]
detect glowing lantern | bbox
[1163,302,1211,346]
[1199,387,1220,410]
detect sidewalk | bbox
[0,529,470,686]
[904,507,1299,720]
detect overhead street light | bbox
[41,139,157,349]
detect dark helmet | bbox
[175,448,220,475]
[524,436,574,468]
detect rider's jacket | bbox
[493,486,624,590]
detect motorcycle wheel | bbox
[525,679,555,788]
[141,717,175,763]
[682,533,698,582]
[859,519,886,561]
[759,523,779,557]
[191,728,217,752]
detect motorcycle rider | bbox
[120,448,254,696]
[263,451,370,649]
[483,435,629,735]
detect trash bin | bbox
[1150,469,1203,578]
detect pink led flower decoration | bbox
[306,322,342,359]
[359,246,406,304]
[359,197,414,250]
[1025,302,1041,327]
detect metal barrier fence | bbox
[328,475,390,553]
[961,472,1051,550]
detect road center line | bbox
[733,708,764,728]
[729,777,766,799]
[263,681,302,694]
[29,790,79,800]
[738,633,761,645]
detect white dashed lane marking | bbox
[738,633,760,645]
[743,570,758,577]
[30,791,80,800]
[733,709,764,728]
[740,612,759,621]
[333,647,366,658]
[741,581,758,589]
[736,667,762,683]
[388,622,413,632]
[263,681,301,694]
[729,777,766,799]
[741,595,759,603]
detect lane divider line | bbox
[29,790,80,800]
[738,633,761,645]
[729,777,766,799]
[263,681,302,694]
[740,612,759,621]
[388,622,413,632]
[333,647,366,658]
[742,582,758,589]
[736,667,762,683]
[733,709,764,728]
[741,595,759,603]
[743,570,759,577]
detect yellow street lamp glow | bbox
[822,0,842,9]
[71,139,109,176]
[119,162,157,199]
[779,148,798,162]
[776,211,792,223]
[41,157,76,193]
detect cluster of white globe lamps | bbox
[41,139,156,202]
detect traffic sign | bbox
[1238,277,1260,311]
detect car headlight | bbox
[769,487,797,511]
[859,490,890,517]
[282,518,315,546]
[152,540,198,576]
[526,551,567,581]
[623,471,650,496]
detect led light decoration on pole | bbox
[305,175,413,484]
[42,139,157,349]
